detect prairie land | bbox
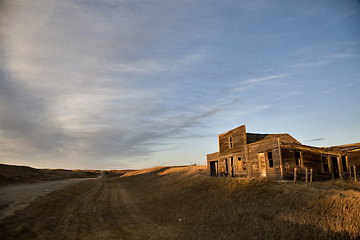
[0,164,100,185]
[0,165,359,240]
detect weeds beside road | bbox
[1,166,359,240]
[0,179,91,221]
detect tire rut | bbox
[111,181,174,239]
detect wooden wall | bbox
[246,138,282,180]
[218,125,247,157]
[348,151,360,168]
[206,124,360,181]
[348,151,360,180]
[206,152,219,172]
[279,145,354,181]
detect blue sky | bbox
[0,0,359,170]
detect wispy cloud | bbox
[304,138,326,143]
[232,74,291,92]
[255,105,272,111]
[243,74,291,84]
[288,53,356,70]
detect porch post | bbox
[278,138,284,179]
[355,166,357,182]
[338,155,343,180]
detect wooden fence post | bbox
[294,168,297,182]
[310,169,313,183]
[305,168,308,185]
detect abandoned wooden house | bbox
[207,125,360,181]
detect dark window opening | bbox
[225,159,228,172]
[229,137,233,148]
[295,151,301,166]
[322,155,329,173]
[268,152,273,168]
[342,156,348,172]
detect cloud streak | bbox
[288,53,356,70]
[232,74,291,92]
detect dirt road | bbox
[0,179,90,221]
[0,174,175,240]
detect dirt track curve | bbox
[0,179,89,221]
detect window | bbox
[322,155,329,173]
[229,137,233,148]
[295,151,301,166]
[237,157,242,171]
[342,156,348,172]
[268,152,273,168]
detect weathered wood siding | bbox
[206,152,219,172]
[348,151,360,180]
[216,153,247,177]
[348,151,360,168]
[218,125,247,157]
[206,124,359,181]
[281,145,337,181]
[247,138,282,180]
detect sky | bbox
[0,0,359,170]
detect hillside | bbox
[0,164,101,185]
[1,165,360,239]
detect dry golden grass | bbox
[1,165,359,239]
[0,164,102,185]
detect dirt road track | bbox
[0,176,175,239]
[0,179,90,221]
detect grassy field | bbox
[0,164,132,185]
[1,165,360,239]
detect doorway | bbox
[258,153,267,177]
[332,156,339,179]
[224,159,229,176]
[210,161,218,176]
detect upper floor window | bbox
[229,137,233,148]
[322,155,329,173]
[268,151,273,168]
[295,151,302,166]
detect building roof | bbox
[246,133,299,144]
[326,143,360,152]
